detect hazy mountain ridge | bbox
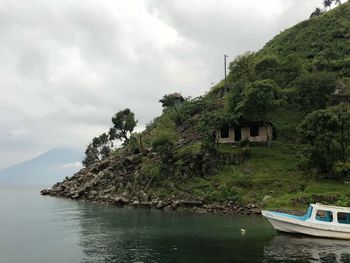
[0,148,83,185]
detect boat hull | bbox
[262,211,350,240]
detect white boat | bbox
[262,203,350,239]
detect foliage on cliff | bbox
[58,1,350,211]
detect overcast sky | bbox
[0,0,321,168]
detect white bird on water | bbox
[241,229,246,235]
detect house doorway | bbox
[234,127,241,142]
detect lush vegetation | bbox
[81,1,350,211]
[82,108,137,167]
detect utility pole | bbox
[224,54,228,87]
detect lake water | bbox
[1,186,350,263]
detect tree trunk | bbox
[138,134,147,156]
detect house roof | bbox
[239,120,273,126]
[169,92,184,98]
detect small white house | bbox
[216,121,274,145]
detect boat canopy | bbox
[313,203,350,213]
[269,204,350,224]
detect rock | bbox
[171,201,180,209]
[90,190,98,196]
[181,200,203,207]
[175,139,186,147]
[125,154,142,164]
[246,204,257,209]
[40,189,51,195]
[204,204,225,211]
[114,196,129,205]
[138,191,148,202]
[121,191,130,199]
[156,201,166,209]
[132,200,140,206]
[97,171,105,178]
[104,187,115,194]
[114,176,124,183]
[102,194,111,200]
[262,195,272,202]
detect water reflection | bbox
[75,204,273,263]
[264,234,350,263]
[73,202,350,263]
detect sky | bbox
[0,0,322,169]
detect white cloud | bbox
[61,162,83,169]
[0,0,321,168]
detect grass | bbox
[157,142,350,211]
[138,2,350,210]
[259,2,350,77]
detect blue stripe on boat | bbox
[270,206,313,221]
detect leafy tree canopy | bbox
[294,72,337,112]
[159,93,185,109]
[109,108,137,143]
[228,52,256,83]
[298,103,350,178]
[82,133,111,167]
[235,79,283,122]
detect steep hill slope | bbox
[260,3,350,76]
[42,3,350,213]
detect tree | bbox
[109,108,137,143]
[323,0,333,10]
[92,133,111,158]
[294,72,337,112]
[279,55,305,87]
[159,93,185,109]
[298,103,350,178]
[228,52,256,83]
[82,133,111,167]
[310,7,323,18]
[334,0,342,6]
[254,55,280,81]
[235,80,282,145]
[82,144,99,167]
[151,132,176,177]
[225,80,248,112]
[159,93,185,125]
[198,111,238,146]
[332,103,350,163]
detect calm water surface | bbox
[1,186,350,263]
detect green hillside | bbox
[261,3,350,77]
[46,2,350,213]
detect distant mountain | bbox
[0,148,83,186]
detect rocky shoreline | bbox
[41,187,262,215]
[40,152,262,216]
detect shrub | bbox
[151,132,175,151]
[298,103,350,178]
[333,162,350,179]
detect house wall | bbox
[216,125,273,144]
[216,128,235,144]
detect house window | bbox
[250,125,259,137]
[338,212,350,224]
[316,210,333,222]
[220,127,229,139]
